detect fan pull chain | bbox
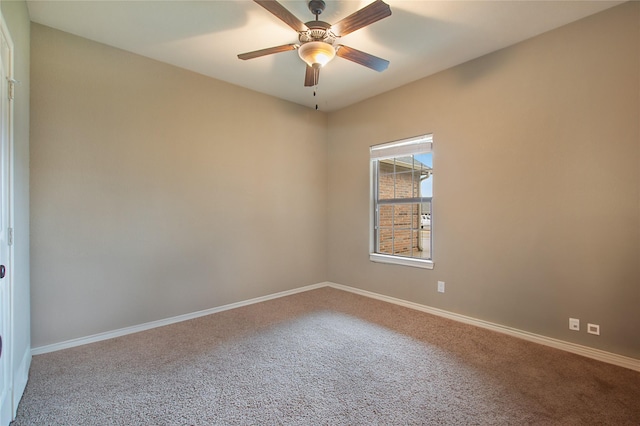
[314,84,319,111]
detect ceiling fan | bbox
[238,0,392,87]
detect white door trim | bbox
[0,10,14,425]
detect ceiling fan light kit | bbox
[239,0,392,88]
[298,41,336,67]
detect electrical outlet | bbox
[437,281,445,293]
[569,318,580,331]
[587,323,600,335]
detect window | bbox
[370,135,433,269]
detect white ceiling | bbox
[27,0,623,111]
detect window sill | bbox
[369,253,434,270]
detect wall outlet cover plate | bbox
[569,318,580,331]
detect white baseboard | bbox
[31,281,639,373]
[326,282,640,373]
[12,347,31,418]
[31,282,328,356]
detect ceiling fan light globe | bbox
[298,41,336,67]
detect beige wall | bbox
[327,2,640,358]
[1,0,31,408]
[30,24,328,347]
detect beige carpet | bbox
[12,287,640,425]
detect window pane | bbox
[419,202,431,260]
[419,228,431,259]
[378,205,393,230]
[377,205,393,255]
[378,161,395,200]
[393,227,412,256]
[378,228,394,255]
[393,204,413,227]
[415,153,433,198]
[394,170,414,199]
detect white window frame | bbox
[370,134,434,269]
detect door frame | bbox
[0,10,14,425]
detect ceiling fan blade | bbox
[238,44,298,60]
[336,45,389,72]
[304,64,320,87]
[332,0,391,36]
[254,0,308,32]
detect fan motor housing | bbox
[299,21,336,45]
